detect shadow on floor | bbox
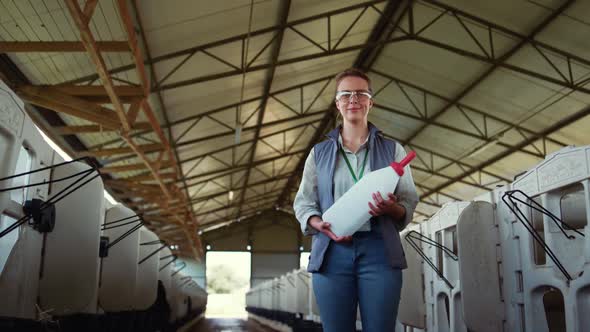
[190,317,279,332]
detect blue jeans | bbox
[312,228,403,332]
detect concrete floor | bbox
[189,318,279,332]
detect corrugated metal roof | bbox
[1,0,589,242]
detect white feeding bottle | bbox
[323,151,416,237]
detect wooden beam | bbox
[143,215,178,224]
[0,41,130,53]
[127,99,142,125]
[83,0,100,19]
[122,135,172,198]
[125,172,176,182]
[115,193,164,203]
[64,0,131,132]
[18,86,120,119]
[141,101,178,177]
[64,0,200,259]
[83,96,141,104]
[18,91,120,129]
[153,225,183,236]
[49,85,144,97]
[79,143,163,157]
[105,179,164,193]
[116,0,150,95]
[126,197,181,209]
[140,210,184,225]
[141,204,186,214]
[140,200,187,214]
[54,122,152,135]
[100,160,175,173]
[129,0,201,259]
[54,124,111,135]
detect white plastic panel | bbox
[0,79,23,272]
[0,94,54,319]
[278,275,288,312]
[457,202,504,332]
[134,227,160,310]
[0,79,25,138]
[0,118,54,319]
[502,146,590,332]
[20,120,52,204]
[398,223,426,329]
[0,214,22,317]
[284,271,297,314]
[492,184,525,332]
[294,269,310,316]
[245,146,590,332]
[168,273,182,322]
[576,285,590,329]
[8,146,32,205]
[39,161,104,315]
[513,146,590,196]
[170,272,189,321]
[184,282,207,313]
[159,247,173,299]
[260,280,272,310]
[251,253,299,286]
[0,214,18,277]
[99,204,140,311]
[423,202,469,332]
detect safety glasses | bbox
[335,90,372,103]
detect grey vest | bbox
[307,123,407,272]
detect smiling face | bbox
[335,75,373,125]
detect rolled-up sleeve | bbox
[293,148,321,236]
[393,142,420,231]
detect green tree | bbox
[207,264,248,294]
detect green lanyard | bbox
[340,144,369,183]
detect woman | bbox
[294,68,419,332]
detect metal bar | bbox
[62,0,388,85]
[131,1,201,257]
[156,51,197,88]
[236,0,289,219]
[64,0,131,132]
[247,33,279,69]
[155,36,409,92]
[159,255,178,271]
[171,262,187,276]
[0,41,129,52]
[138,244,167,265]
[289,26,327,52]
[174,110,325,153]
[277,0,405,207]
[106,222,143,250]
[89,76,333,151]
[420,104,590,202]
[374,103,544,158]
[194,189,284,218]
[332,6,368,50]
[369,69,568,149]
[452,12,490,58]
[401,0,580,150]
[271,95,300,116]
[183,149,303,188]
[418,0,590,68]
[189,173,293,206]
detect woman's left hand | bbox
[368,192,406,220]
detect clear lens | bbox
[336,91,372,102]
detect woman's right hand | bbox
[308,216,352,243]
